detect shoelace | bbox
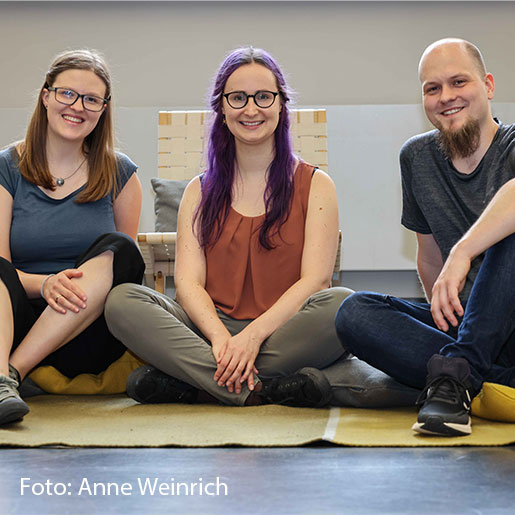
[275,376,307,392]
[416,375,471,408]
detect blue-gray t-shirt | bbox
[401,121,515,299]
[0,147,137,275]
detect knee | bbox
[105,283,144,330]
[335,291,383,350]
[335,291,368,330]
[99,232,144,286]
[304,286,355,319]
[331,286,355,308]
[101,232,141,262]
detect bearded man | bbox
[335,38,515,436]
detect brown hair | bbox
[19,49,118,203]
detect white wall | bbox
[2,2,515,108]
[1,1,514,297]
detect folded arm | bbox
[431,178,515,331]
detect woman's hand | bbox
[214,332,261,394]
[210,335,228,363]
[42,269,88,314]
[430,249,470,332]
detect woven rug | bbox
[1,395,515,448]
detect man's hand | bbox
[430,249,471,331]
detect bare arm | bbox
[0,186,14,264]
[431,177,515,331]
[0,185,89,311]
[451,178,515,260]
[174,177,232,353]
[113,173,142,241]
[0,185,48,298]
[1,170,141,309]
[416,232,444,302]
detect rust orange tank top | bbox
[205,162,315,320]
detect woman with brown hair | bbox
[0,49,144,425]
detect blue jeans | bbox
[335,233,515,394]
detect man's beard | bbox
[436,118,481,160]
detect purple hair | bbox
[195,46,296,250]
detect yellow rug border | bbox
[327,406,515,447]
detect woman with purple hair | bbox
[106,47,405,408]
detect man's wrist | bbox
[451,239,476,262]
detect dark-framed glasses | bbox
[47,87,109,112]
[223,90,279,109]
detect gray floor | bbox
[2,447,514,514]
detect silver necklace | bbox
[52,157,87,187]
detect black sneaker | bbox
[412,355,473,437]
[126,365,198,404]
[258,367,331,408]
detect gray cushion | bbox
[151,178,189,232]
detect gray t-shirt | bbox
[0,147,137,275]
[401,121,515,299]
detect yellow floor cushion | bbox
[471,382,515,423]
[28,351,144,395]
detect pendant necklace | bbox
[52,157,87,187]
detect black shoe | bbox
[258,367,331,408]
[126,365,198,404]
[413,355,474,437]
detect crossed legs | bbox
[105,284,352,406]
[335,233,515,394]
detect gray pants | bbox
[105,284,419,407]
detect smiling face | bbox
[419,42,494,135]
[222,62,282,150]
[41,69,107,145]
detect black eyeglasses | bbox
[223,90,279,109]
[47,87,110,112]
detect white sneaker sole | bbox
[412,417,471,437]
